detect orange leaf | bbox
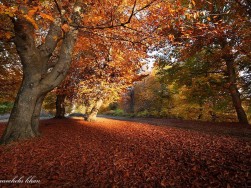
[62,24,70,32]
[28,7,39,17]
[191,0,196,6]
[40,13,55,22]
[5,31,13,39]
[23,15,38,30]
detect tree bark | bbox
[0,18,44,144]
[86,98,103,122]
[0,14,78,144]
[129,87,135,113]
[84,100,92,115]
[32,94,46,136]
[225,59,249,124]
[0,82,41,144]
[55,94,66,119]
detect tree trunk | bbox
[86,98,103,122]
[84,101,92,115]
[71,104,76,114]
[129,87,135,113]
[55,94,66,119]
[0,82,41,144]
[1,12,78,144]
[225,59,249,124]
[197,107,203,120]
[32,94,46,136]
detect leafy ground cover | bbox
[0,118,250,187]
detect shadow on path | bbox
[99,115,251,141]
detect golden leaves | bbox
[23,15,39,29]
[53,36,58,41]
[168,34,175,42]
[191,0,196,7]
[62,24,70,32]
[5,31,13,39]
[0,5,18,17]
[39,13,54,22]
[22,5,54,30]
[28,7,39,17]
[189,0,196,8]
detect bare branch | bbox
[89,31,147,46]
[72,0,158,30]
[121,0,137,26]
[53,0,62,17]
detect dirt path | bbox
[0,118,250,187]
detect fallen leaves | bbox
[0,118,250,187]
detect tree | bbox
[0,0,198,143]
[157,0,251,124]
[158,49,238,121]
[76,44,147,121]
[53,35,147,120]
[55,93,67,119]
[0,1,81,144]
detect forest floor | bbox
[100,115,251,141]
[0,117,250,187]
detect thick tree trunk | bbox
[1,12,78,144]
[55,94,66,119]
[32,94,46,136]
[86,98,103,122]
[0,82,40,144]
[225,59,249,124]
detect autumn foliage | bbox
[0,0,250,187]
[0,118,250,187]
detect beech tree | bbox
[156,0,251,124]
[75,43,147,121]
[1,0,156,143]
[157,49,240,121]
[0,0,82,144]
[0,0,208,143]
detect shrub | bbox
[0,102,13,114]
[113,109,125,116]
[136,110,149,117]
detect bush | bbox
[136,110,149,117]
[150,110,160,117]
[113,109,125,116]
[0,102,13,114]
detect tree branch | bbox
[40,30,77,92]
[39,24,62,53]
[53,0,62,17]
[72,0,158,30]
[121,0,137,26]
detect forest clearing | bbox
[0,117,250,187]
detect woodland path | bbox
[0,117,250,187]
[100,115,251,141]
